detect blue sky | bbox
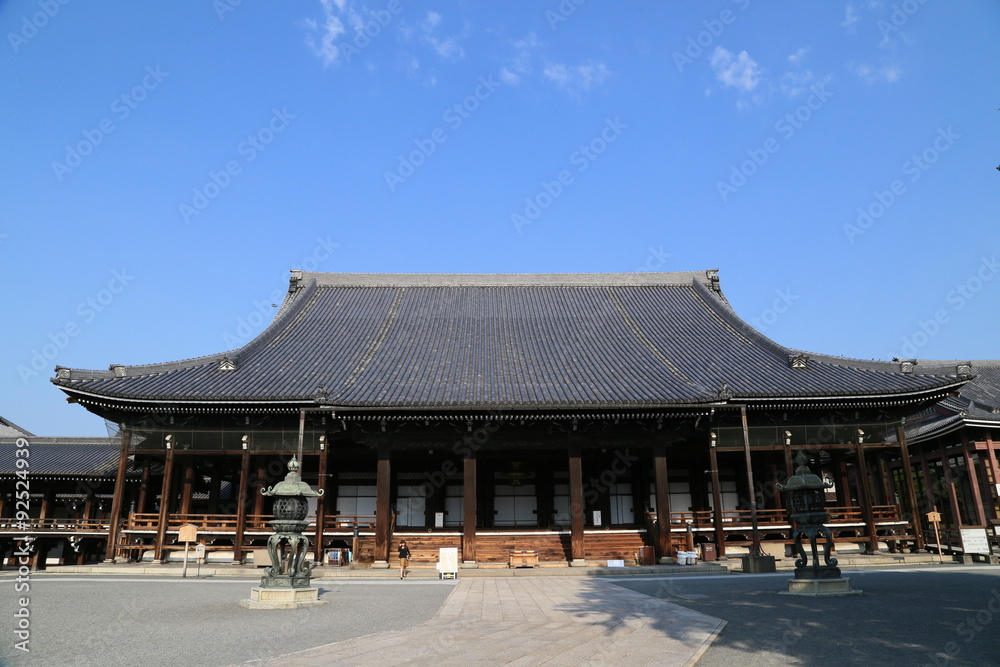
[2,0,998,436]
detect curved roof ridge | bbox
[300,270,720,288]
[691,281,965,378]
[52,273,316,382]
[690,280,796,360]
[0,416,34,437]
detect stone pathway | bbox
[248,577,725,666]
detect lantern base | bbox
[240,586,329,609]
[793,565,842,580]
[780,578,862,597]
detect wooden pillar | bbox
[709,437,725,558]
[252,462,266,522]
[462,455,477,564]
[985,432,1000,519]
[836,453,852,507]
[876,453,892,506]
[313,444,328,561]
[783,439,794,480]
[153,445,175,563]
[652,444,672,561]
[855,444,878,554]
[233,448,251,564]
[568,444,586,565]
[179,462,195,516]
[769,463,783,511]
[896,425,924,551]
[136,458,150,514]
[39,491,53,521]
[960,434,987,526]
[939,443,964,528]
[208,472,222,514]
[103,430,131,562]
[82,494,94,524]
[374,445,392,567]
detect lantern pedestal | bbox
[240,586,328,609]
[781,578,862,597]
[740,554,776,574]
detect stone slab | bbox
[780,577,863,597]
[239,586,330,609]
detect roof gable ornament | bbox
[706,269,721,293]
[956,363,972,377]
[313,385,329,405]
[109,364,126,378]
[789,353,809,369]
[289,270,304,293]
[899,359,916,373]
[56,367,71,380]
[716,382,733,401]
[218,357,237,372]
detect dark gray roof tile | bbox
[52,271,965,409]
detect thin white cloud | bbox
[417,11,465,61]
[710,47,763,93]
[304,0,347,67]
[788,47,809,67]
[849,61,901,84]
[543,61,610,95]
[841,4,860,29]
[499,67,520,85]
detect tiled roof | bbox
[903,361,1000,441]
[51,271,966,410]
[0,416,34,437]
[0,437,137,476]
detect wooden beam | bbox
[153,446,175,563]
[313,445,328,562]
[855,443,878,553]
[252,462,266,518]
[985,431,1000,519]
[709,437,725,558]
[233,448,250,564]
[652,444,672,561]
[179,462,195,515]
[960,433,987,526]
[463,456,477,564]
[104,429,131,562]
[568,444,585,564]
[136,458,150,514]
[374,446,392,566]
[896,425,924,551]
[939,442,964,529]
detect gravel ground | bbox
[0,576,455,667]
[612,565,1000,666]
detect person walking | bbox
[398,540,411,579]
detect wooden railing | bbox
[126,513,273,531]
[0,518,110,533]
[122,513,378,533]
[650,505,904,529]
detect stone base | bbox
[569,559,588,567]
[371,560,390,569]
[659,557,677,565]
[741,555,776,574]
[461,561,479,569]
[780,578,862,597]
[240,587,329,609]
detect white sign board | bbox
[592,510,602,526]
[435,512,444,528]
[960,528,991,555]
